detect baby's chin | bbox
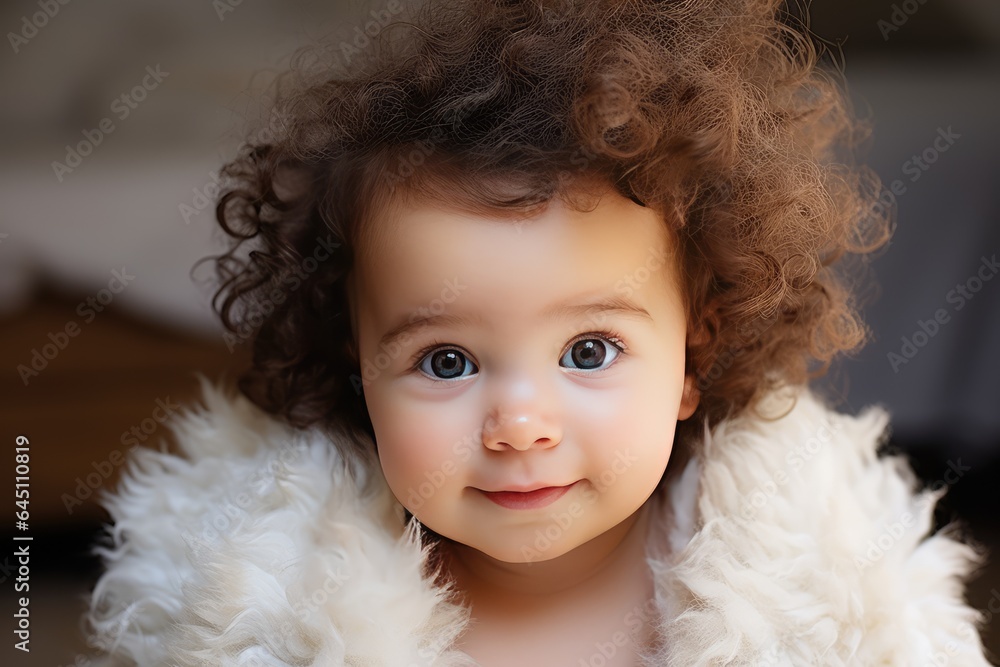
[468,524,586,562]
[429,525,577,565]
[447,520,634,567]
[476,540,581,565]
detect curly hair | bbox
[202,0,892,463]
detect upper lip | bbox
[482,481,576,493]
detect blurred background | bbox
[0,0,997,663]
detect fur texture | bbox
[83,378,995,666]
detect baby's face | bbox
[350,184,698,563]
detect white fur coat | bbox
[84,378,995,666]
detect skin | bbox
[347,180,700,663]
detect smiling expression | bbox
[348,182,699,563]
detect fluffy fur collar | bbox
[85,379,994,666]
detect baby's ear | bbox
[677,373,701,421]
[678,305,715,421]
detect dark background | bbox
[0,0,997,664]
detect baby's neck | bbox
[435,502,662,664]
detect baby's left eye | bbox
[559,335,626,371]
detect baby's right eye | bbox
[417,347,479,381]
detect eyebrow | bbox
[378,293,654,350]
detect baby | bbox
[85,0,994,665]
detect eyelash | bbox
[407,329,630,382]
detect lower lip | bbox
[481,482,578,510]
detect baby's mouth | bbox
[479,481,580,510]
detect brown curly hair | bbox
[202,0,892,463]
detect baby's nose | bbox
[481,404,563,452]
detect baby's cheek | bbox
[375,407,461,497]
[587,384,675,484]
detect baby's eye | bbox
[418,348,479,381]
[559,334,626,372]
[413,332,627,382]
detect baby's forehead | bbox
[357,175,678,264]
[352,190,685,321]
